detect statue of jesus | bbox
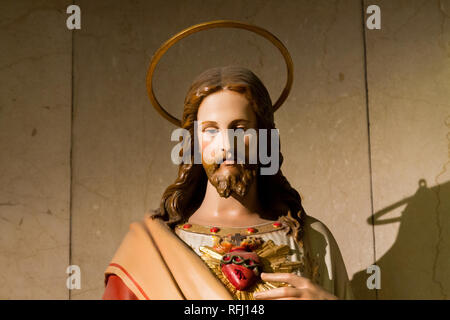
[102,65,353,300]
[102,21,353,300]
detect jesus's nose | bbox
[219,130,234,159]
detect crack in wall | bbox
[0,6,62,29]
[0,201,18,206]
[319,0,339,84]
[439,0,450,18]
[432,115,450,299]
[439,0,450,53]
[68,0,75,300]
[361,0,378,300]
[392,0,429,37]
[0,52,68,72]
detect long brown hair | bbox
[153,66,306,242]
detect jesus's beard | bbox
[203,161,258,198]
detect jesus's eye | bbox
[204,128,218,136]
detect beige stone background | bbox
[0,0,449,300]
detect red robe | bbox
[102,215,232,300]
[103,275,138,300]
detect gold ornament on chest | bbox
[199,233,303,300]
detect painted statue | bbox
[102,21,353,300]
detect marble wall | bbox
[1,0,448,299]
[361,0,450,299]
[0,0,72,299]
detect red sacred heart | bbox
[220,250,261,291]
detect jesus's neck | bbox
[188,179,272,227]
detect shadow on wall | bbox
[351,179,450,299]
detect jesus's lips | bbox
[221,156,246,165]
[223,159,236,165]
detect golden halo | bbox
[146,20,294,127]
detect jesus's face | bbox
[197,90,259,198]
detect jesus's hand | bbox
[253,273,338,300]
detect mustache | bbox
[208,151,250,167]
[203,145,249,165]
[204,159,255,175]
